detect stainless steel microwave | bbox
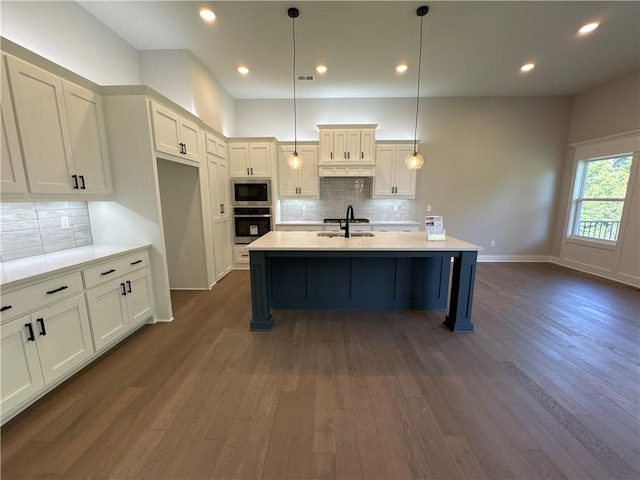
[230,179,272,206]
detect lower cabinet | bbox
[1,294,93,415]
[86,267,153,351]
[0,247,155,424]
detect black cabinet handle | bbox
[1,305,12,312]
[72,174,79,189]
[46,285,68,295]
[361,152,364,159]
[126,280,132,293]
[220,204,224,214]
[247,168,250,175]
[25,323,35,342]
[101,269,116,276]
[250,167,254,175]
[121,283,127,296]
[130,260,143,265]
[347,152,350,159]
[36,318,46,336]
[79,175,86,189]
[330,152,333,160]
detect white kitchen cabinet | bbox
[0,247,155,424]
[374,144,416,198]
[0,315,45,415]
[85,267,154,351]
[229,142,273,177]
[6,55,112,196]
[318,125,376,165]
[207,133,233,282]
[150,101,202,163]
[234,244,250,265]
[31,294,94,385]
[0,56,28,194]
[278,144,319,197]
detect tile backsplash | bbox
[0,202,93,262]
[279,177,411,221]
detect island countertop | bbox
[246,231,482,252]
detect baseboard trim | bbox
[550,256,640,288]
[478,255,551,263]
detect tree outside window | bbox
[573,155,632,242]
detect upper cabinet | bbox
[373,143,417,198]
[5,55,112,196]
[278,144,319,197]
[150,101,202,163]
[1,56,28,194]
[228,141,274,177]
[318,125,376,165]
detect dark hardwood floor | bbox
[2,263,639,479]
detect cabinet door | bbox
[278,146,299,197]
[86,280,129,351]
[360,129,376,164]
[373,145,396,196]
[345,130,361,163]
[249,143,271,177]
[33,295,93,385]
[334,130,349,161]
[126,268,154,327]
[298,145,319,197]
[7,56,75,194]
[179,117,201,162]
[319,130,334,163]
[0,58,28,194]
[151,102,181,158]
[1,316,45,415]
[394,146,416,197]
[229,144,250,177]
[63,81,111,195]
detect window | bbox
[572,155,632,241]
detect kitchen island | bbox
[246,231,482,332]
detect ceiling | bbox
[77,1,640,100]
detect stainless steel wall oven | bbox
[233,206,272,244]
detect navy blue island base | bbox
[247,231,481,333]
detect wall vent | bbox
[296,74,315,81]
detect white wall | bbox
[236,96,573,257]
[1,1,140,85]
[551,70,640,286]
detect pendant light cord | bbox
[292,15,298,153]
[413,12,425,154]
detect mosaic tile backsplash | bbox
[279,177,411,221]
[0,202,93,262]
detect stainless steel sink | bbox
[317,232,375,238]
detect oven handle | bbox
[233,214,272,218]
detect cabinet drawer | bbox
[234,245,250,264]
[83,250,150,289]
[1,272,83,322]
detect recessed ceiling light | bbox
[579,22,600,35]
[396,64,408,73]
[199,7,216,23]
[520,63,535,72]
[238,66,249,75]
[316,65,328,74]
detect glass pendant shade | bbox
[405,151,424,170]
[288,151,303,169]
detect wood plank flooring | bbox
[2,262,639,479]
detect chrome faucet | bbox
[341,204,355,238]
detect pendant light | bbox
[406,5,429,170]
[287,7,303,170]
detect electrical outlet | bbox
[61,216,70,229]
[490,240,496,247]
[427,205,432,212]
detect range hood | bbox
[318,165,375,177]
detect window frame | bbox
[568,154,633,245]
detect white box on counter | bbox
[425,215,446,241]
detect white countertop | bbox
[276,220,420,226]
[247,231,482,252]
[0,244,150,289]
